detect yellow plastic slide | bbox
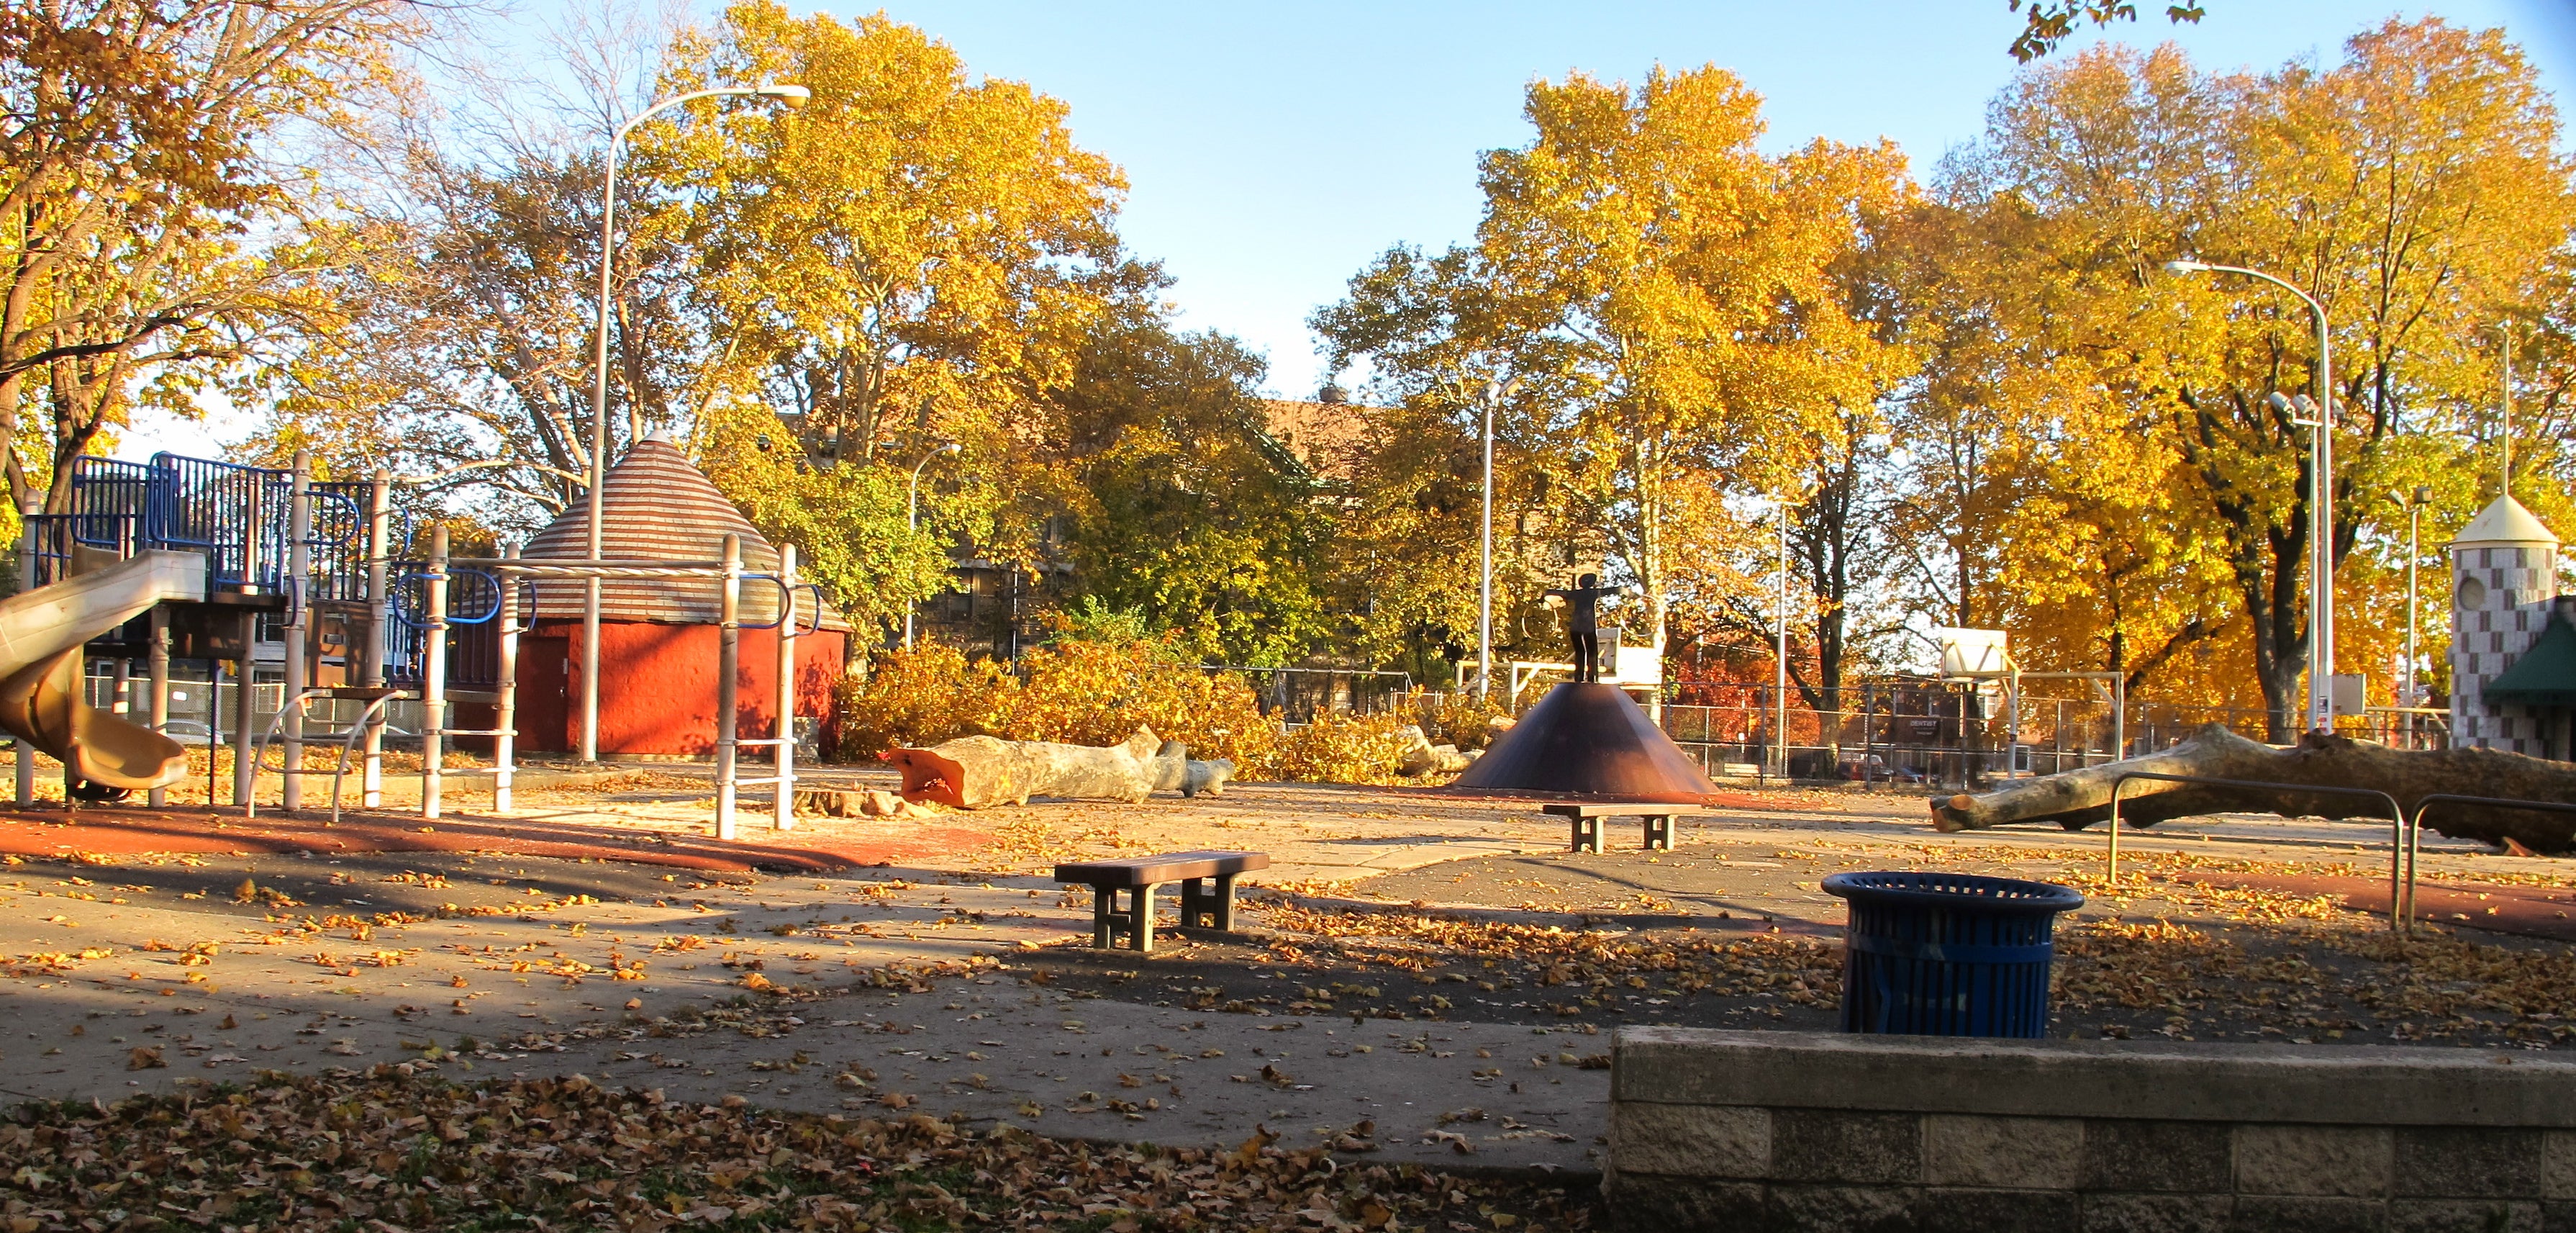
[0,550,206,791]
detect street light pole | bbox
[1475,378,1514,704]
[2403,484,2431,747]
[1774,503,1790,780]
[904,442,959,651]
[580,82,806,763]
[2167,259,2335,733]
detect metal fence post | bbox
[363,469,390,808]
[422,526,448,821]
[147,608,170,809]
[495,543,519,814]
[15,497,35,805]
[230,612,257,808]
[774,543,797,831]
[282,453,310,811]
[715,534,740,841]
[231,475,262,809]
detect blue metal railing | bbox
[24,452,488,691]
[29,456,399,599]
[384,561,504,689]
[306,479,374,603]
[146,453,290,592]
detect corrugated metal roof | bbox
[520,438,853,632]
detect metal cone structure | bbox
[1446,682,1720,802]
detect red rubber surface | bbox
[0,805,988,873]
[2175,870,2576,942]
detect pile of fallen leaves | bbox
[2045,911,2576,1047]
[2053,867,2349,927]
[2050,919,2344,1034]
[974,818,1153,875]
[1255,902,1843,1015]
[2332,930,2576,1042]
[0,1070,1595,1232]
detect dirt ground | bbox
[0,767,2570,1189]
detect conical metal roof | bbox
[2452,494,2559,549]
[521,438,851,631]
[1445,682,1720,802]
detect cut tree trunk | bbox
[1148,739,1235,798]
[1929,725,2576,852]
[888,727,1163,810]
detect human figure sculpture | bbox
[1544,572,1623,683]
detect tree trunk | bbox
[888,726,1166,809]
[1928,724,2576,852]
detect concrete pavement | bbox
[0,769,2564,1176]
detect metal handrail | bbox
[794,583,826,635]
[393,567,502,628]
[2408,795,2576,926]
[738,574,792,630]
[327,690,409,825]
[243,687,340,821]
[2106,771,2414,933]
[246,687,414,821]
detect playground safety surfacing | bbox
[0,803,990,873]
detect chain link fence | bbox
[1383,681,2453,790]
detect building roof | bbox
[2485,615,2576,707]
[2451,494,2559,548]
[520,438,851,632]
[1261,399,1371,482]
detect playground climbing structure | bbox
[12,450,809,836]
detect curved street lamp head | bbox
[753,83,810,106]
[2266,391,2295,413]
[2165,259,2211,274]
[911,441,960,475]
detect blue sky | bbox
[120,1,2576,456]
[857,0,2576,400]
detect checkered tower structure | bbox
[2449,494,2562,754]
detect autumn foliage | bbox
[0,1070,1600,1231]
[835,638,1284,775]
[835,638,1507,785]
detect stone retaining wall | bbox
[1606,1026,2576,1232]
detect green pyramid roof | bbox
[2485,615,2576,706]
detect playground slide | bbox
[0,550,206,792]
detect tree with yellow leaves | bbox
[0,0,422,510]
[255,4,1144,638]
[1317,66,1913,681]
[1898,20,2573,736]
[648,2,1140,572]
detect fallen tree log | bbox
[889,728,1162,810]
[1148,739,1236,798]
[1929,725,2576,852]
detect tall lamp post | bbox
[2167,258,2336,733]
[1474,377,1517,704]
[2399,484,2433,746]
[579,82,807,762]
[904,442,960,650]
[1774,502,1790,780]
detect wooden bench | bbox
[1544,803,1707,853]
[1053,849,1270,953]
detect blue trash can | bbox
[1823,871,2084,1038]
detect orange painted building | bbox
[509,437,851,757]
